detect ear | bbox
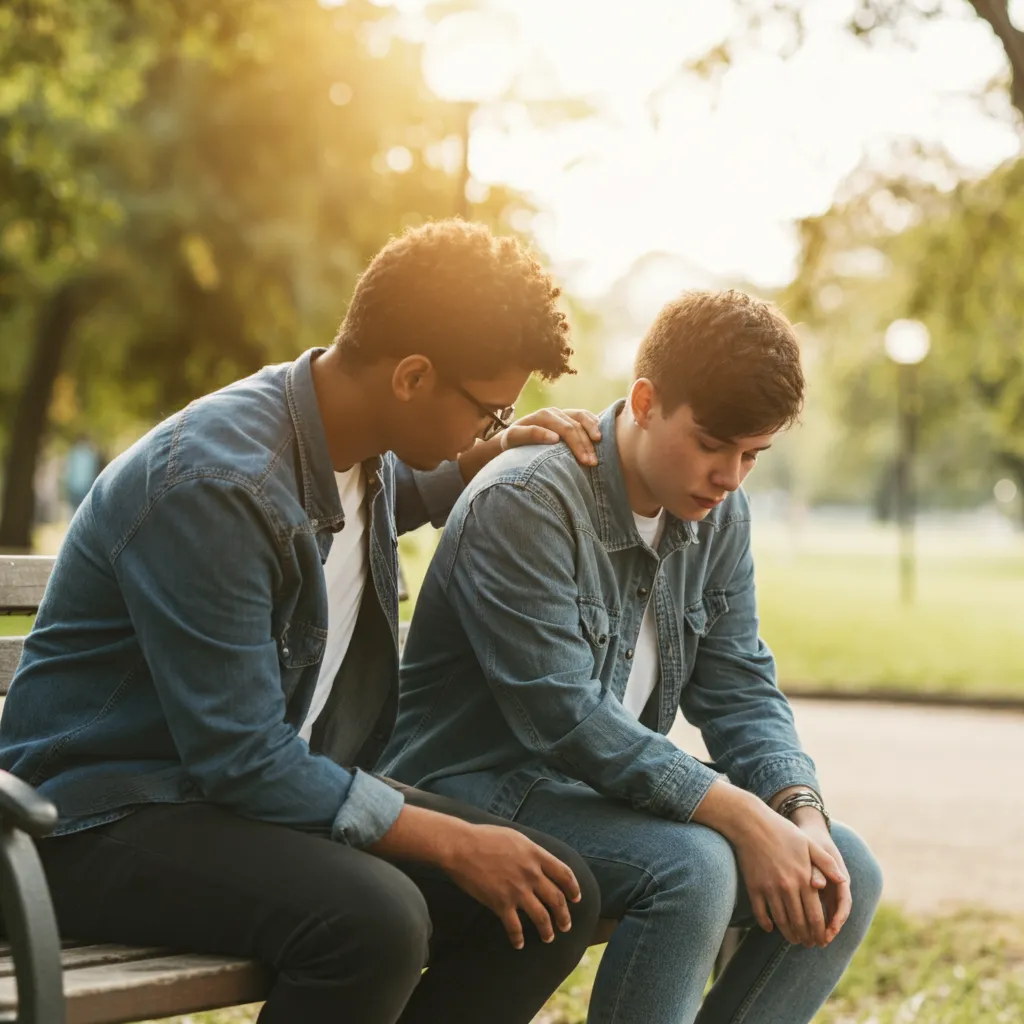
[628,378,657,427]
[392,355,437,402]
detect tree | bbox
[0,0,531,549]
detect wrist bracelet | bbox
[776,790,831,833]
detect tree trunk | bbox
[0,280,94,551]
[968,0,1024,119]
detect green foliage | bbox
[0,0,535,447]
[778,152,1024,515]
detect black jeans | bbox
[37,788,601,1024]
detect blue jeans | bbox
[514,780,883,1024]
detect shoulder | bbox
[166,363,294,487]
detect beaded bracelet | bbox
[776,790,831,833]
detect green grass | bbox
[140,906,1024,1024]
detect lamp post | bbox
[421,11,518,218]
[884,319,931,605]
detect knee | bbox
[287,862,431,987]
[831,822,884,924]
[653,826,738,933]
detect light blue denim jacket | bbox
[381,400,819,821]
[0,349,464,845]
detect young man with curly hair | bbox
[383,290,884,1024]
[0,221,605,1024]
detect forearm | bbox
[367,802,473,870]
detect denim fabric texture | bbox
[381,399,820,820]
[1,349,464,845]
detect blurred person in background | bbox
[62,434,104,512]
[1,221,606,1024]
[383,289,883,1024]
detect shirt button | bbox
[625,648,634,660]
[637,586,649,597]
[281,646,290,658]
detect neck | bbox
[615,407,662,518]
[311,346,392,472]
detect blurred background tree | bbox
[0,0,533,549]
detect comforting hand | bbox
[442,822,583,950]
[500,407,602,466]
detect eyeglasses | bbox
[453,384,515,442]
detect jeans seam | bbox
[729,937,793,1023]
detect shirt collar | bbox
[285,348,347,530]
[590,399,697,554]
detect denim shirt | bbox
[381,400,819,822]
[0,349,464,846]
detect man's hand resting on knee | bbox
[369,805,582,950]
[692,779,849,949]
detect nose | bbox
[710,456,743,494]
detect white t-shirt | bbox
[298,466,369,743]
[621,509,666,719]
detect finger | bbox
[811,866,827,889]
[547,411,597,466]
[829,879,853,939]
[821,884,840,942]
[563,409,602,440]
[520,893,556,944]
[801,881,828,947]
[500,906,525,950]
[504,425,560,449]
[781,885,813,947]
[536,875,572,933]
[809,844,848,886]
[541,851,582,903]
[767,893,798,945]
[750,892,774,934]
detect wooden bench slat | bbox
[0,637,24,696]
[0,952,268,1024]
[0,557,53,615]
[0,945,173,979]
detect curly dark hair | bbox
[334,219,575,382]
[634,290,804,438]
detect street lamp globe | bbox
[884,319,931,366]
[421,11,519,105]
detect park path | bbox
[669,699,1024,913]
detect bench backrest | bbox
[0,557,53,697]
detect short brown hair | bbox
[633,289,804,438]
[335,219,574,382]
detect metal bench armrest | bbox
[0,772,65,1022]
[0,775,57,841]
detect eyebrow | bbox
[699,430,772,453]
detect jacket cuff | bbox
[746,756,822,805]
[332,769,405,848]
[412,460,465,527]
[650,750,724,822]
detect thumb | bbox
[810,844,848,885]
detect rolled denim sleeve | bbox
[680,532,821,803]
[446,483,721,822]
[394,458,465,533]
[114,477,402,848]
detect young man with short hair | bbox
[0,221,605,1024]
[382,290,883,1024]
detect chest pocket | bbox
[278,619,328,670]
[683,590,729,638]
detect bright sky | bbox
[407,0,1022,303]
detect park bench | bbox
[0,554,735,1023]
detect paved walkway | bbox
[669,699,1024,913]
